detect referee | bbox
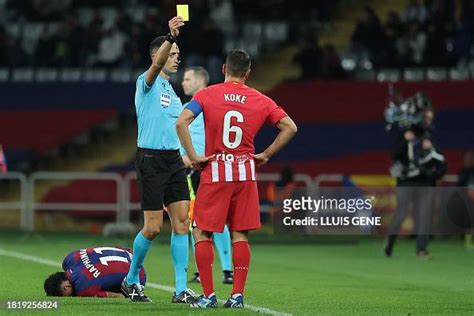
[121,16,193,303]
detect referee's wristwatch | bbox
[166,33,177,44]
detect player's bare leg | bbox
[231,230,249,243]
[167,200,190,234]
[223,230,249,308]
[190,228,217,308]
[142,210,164,239]
[167,201,197,303]
[122,210,163,303]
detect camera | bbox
[384,90,445,181]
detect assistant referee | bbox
[121,16,192,303]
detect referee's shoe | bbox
[172,288,198,303]
[121,278,152,302]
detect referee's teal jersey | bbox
[135,72,183,150]
[179,101,205,157]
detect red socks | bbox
[232,241,250,295]
[196,239,251,297]
[195,240,214,297]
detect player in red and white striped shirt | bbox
[177,49,297,308]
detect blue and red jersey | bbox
[62,246,146,297]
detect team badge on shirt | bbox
[160,93,171,108]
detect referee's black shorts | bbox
[136,148,190,211]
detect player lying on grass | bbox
[44,246,145,298]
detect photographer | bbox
[384,96,447,258]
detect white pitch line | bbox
[0,248,291,316]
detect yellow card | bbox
[176,5,189,21]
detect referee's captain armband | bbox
[186,100,203,117]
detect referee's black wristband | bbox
[166,33,177,44]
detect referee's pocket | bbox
[135,152,141,163]
[139,155,157,177]
[136,152,147,170]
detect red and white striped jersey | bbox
[205,155,257,183]
[192,81,288,184]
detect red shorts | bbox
[193,181,261,233]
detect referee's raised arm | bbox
[145,16,184,86]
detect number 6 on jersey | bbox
[223,110,243,149]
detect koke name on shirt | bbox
[224,93,247,104]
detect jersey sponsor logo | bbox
[210,153,256,182]
[160,93,172,108]
[215,152,251,162]
[216,153,236,162]
[224,93,247,104]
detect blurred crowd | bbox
[0,0,230,81]
[293,0,474,80]
[0,0,340,82]
[350,0,474,68]
[293,32,347,80]
[5,0,469,81]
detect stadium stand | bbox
[39,79,473,219]
[0,82,124,170]
[0,0,342,171]
[1,0,472,228]
[0,110,116,153]
[0,0,340,81]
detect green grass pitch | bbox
[0,232,472,315]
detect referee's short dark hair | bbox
[149,36,167,54]
[185,66,210,85]
[225,49,251,77]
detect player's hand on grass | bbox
[254,152,269,167]
[169,16,184,38]
[190,154,215,171]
